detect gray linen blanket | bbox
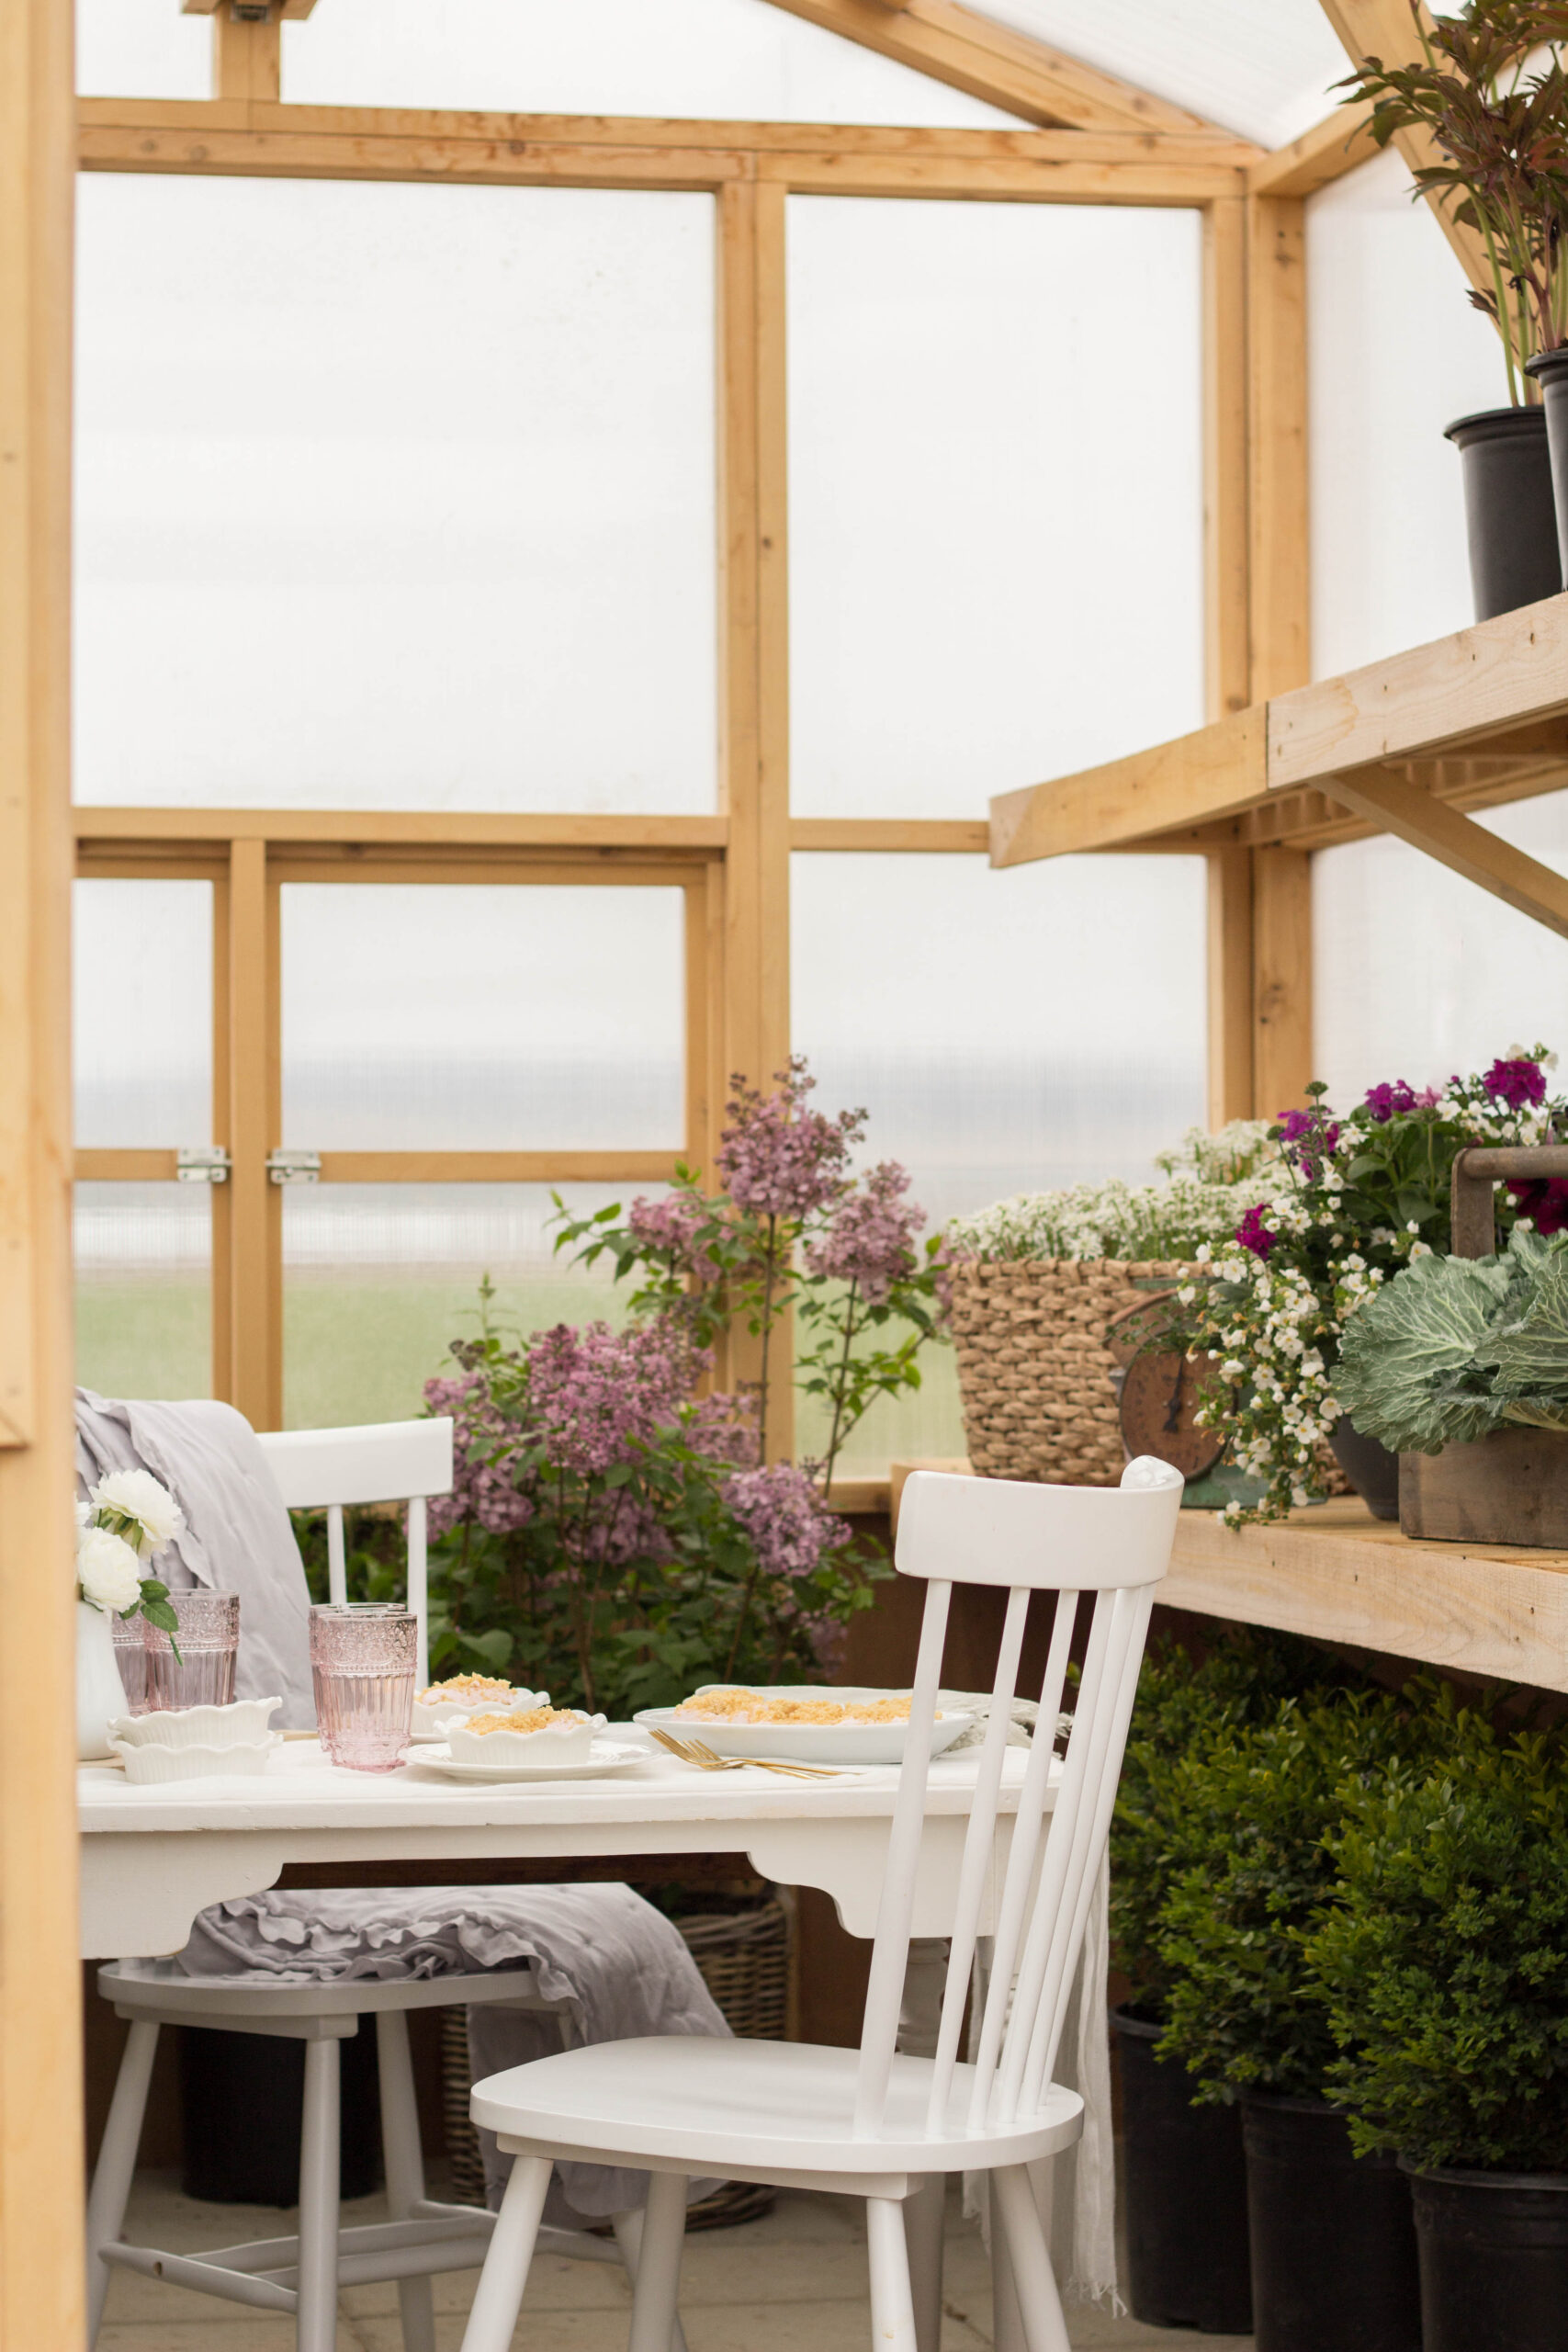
[74,1389,315,1726]
[178,1884,729,2218]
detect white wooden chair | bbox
[256,1415,456,1686]
[87,1415,689,2352]
[457,1457,1184,2352]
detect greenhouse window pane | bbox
[788,198,1204,819]
[73,880,211,1148]
[77,0,210,99]
[283,1183,646,1429]
[76,1183,211,1403]
[282,0,1021,125]
[280,885,685,1150]
[76,176,716,814]
[1314,794,1568,1109]
[791,852,1207,1466]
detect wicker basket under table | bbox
[442,1891,790,2225]
[946,1257,1200,1485]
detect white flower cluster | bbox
[74,1469,183,1614]
[1152,1119,1280,1187]
[947,1170,1289,1266]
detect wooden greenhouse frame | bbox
[5,0,1564,2337]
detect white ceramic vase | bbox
[76,1598,129,1761]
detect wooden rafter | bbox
[1247,97,1378,198]
[757,0,1235,133]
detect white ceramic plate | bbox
[636,1687,974,1767]
[409,1738,647,1785]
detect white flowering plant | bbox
[1165,1048,1565,1525]
[75,1469,186,1649]
[944,1122,1284,1264]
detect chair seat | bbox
[101,1956,555,2023]
[471,2033,1085,2178]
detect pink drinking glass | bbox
[111,1614,151,1715]
[142,1590,240,1713]
[310,1604,417,1772]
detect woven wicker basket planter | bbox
[946,1258,1200,1485]
[442,1890,791,2223]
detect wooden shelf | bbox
[1167,1498,1568,1693]
[989,594,1568,936]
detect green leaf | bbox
[1483,1253,1568,1395]
[1333,1250,1516,1453]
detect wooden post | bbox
[1252,845,1313,1118]
[1206,848,1254,1128]
[717,176,794,1458]
[210,854,233,1401]
[1202,196,1250,726]
[1246,192,1309,704]
[0,0,85,2342]
[226,839,282,1430]
[210,4,282,106]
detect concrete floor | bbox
[96,2170,1256,2351]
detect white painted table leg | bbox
[296,2038,342,2352]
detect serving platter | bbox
[636,1685,973,1767]
[406,1738,646,1785]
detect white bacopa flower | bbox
[76,1526,144,1614]
[90,1468,184,1561]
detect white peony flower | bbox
[89,1469,184,1561]
[76,1526,144,1614]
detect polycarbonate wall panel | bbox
[73,880,212,1148]
[75,1183,211,1403]
[280,0,1020,124]
[77,0,210,97]
[1314,795,1568,1111]
[787,198,1204,819]
[1307,149,1506,678]
[283,1183,642,1428]
[75,176,716,813]
[791,851,1208,1464]
[280,885,685,1150]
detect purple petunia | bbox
[1235,1203,1276,1260]
[1483,1055,1548,1111]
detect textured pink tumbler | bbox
[310,1604,417,1771]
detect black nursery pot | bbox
[1329,1414,1399,1521]
[1242,2093,1421,2352]
[1443,406,1561,621]
[1405,2160,1568,2352]
[1525,345,1568,585]
[1111,2009,1253,2334]
[180,2023,382,2205]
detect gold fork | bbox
[648,1726,844,1780]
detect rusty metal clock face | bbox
[1117,1349,1226,1480]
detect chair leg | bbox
[626,2169,687,2352]
[458,2153,552,2352]
[990,2165,1071,2352]
[297,2037,343,2352]
[865,2198,919,2352]
[85,2018,159,2348]
[991,2181,1026,2352]
[611,2203,692,2352]
[377,2009,436,2352]
[904,2171,946,2352]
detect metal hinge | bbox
[176,1147,231,1185]
[266,1149,321,1186]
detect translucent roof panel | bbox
[972,0,1352,146]
[282,0,1024,126]
[77,0,210,99]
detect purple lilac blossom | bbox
[627,1192,716,1283]
[805,1161,924,1304]
[1235,1204,1276,1260]
[722,1462,848,1581]
[1483,1055,1548,1110]
[717,1057,865,1221]
[684,1388,761,1468]
[527,1318,701,1478]
[422,1373,534,1539]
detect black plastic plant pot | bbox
[179,2023,382,2205]
[1111,2009,1253,2334]
[1242,2093,1421,2352]
[1405,2160,1568,2352]
[1525,346,1568,585]
[1329,1414,1399,1521]
[1443,406,1560,621]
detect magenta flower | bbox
[717,1057,864,1221]
[626,1192,716,1283]
[1363,1080,1416,1123]
[1235,1204,1276,1261]
[1275,1104,1340,1175]
[1483,1055,1547,1111]
[805,1161,924,1304]
[722,1463,848,1582]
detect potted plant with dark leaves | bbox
[1310,1715,1568,2352]
[1337,0,1568,616]
[1154,1684,1482,2352]
[1108,1627,1341,2335]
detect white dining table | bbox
[76,1732,1032,1960]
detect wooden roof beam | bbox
[757,0,1244,136]
[1246,97,1378,198]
